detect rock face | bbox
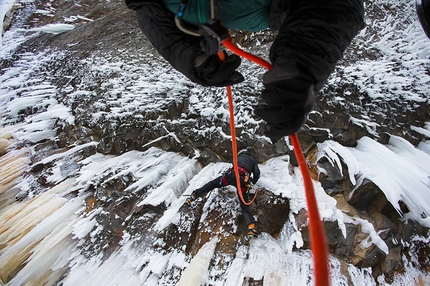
[1,0,430,285]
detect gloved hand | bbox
[130,2,243,88]
[193,51,244,87]
[253,59,315,139]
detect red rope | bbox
[218,51,258,206]
[222,39,330,286]
[226,83,258,206]
[222,40,272,70]
[290,133,330,286]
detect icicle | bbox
[0,179,75,283]
[0,138,10,154]
[5,197,84,286]
[0,148,30,196]
[176,236,219,286]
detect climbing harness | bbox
[175,4,330,286]
[219,166,256,202]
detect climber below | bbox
[187,148,261,238]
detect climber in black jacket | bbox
[187,149,261,237]
[125,0,364,138]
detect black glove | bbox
[269,0,364,91]
[193,51,244,87]
[132,2,242,88]
[253,59,315,139]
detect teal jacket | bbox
[163,0,271,32]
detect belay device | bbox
[198,19,230,55]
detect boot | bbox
[186,193,197,204]
[247,223,260,238]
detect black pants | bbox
[193,172,255,226]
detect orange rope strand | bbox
[290,133,330,286]
[218,51,258,206]
[222,40,272,70]
[226,84,258,206]
[222,38,330,286]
